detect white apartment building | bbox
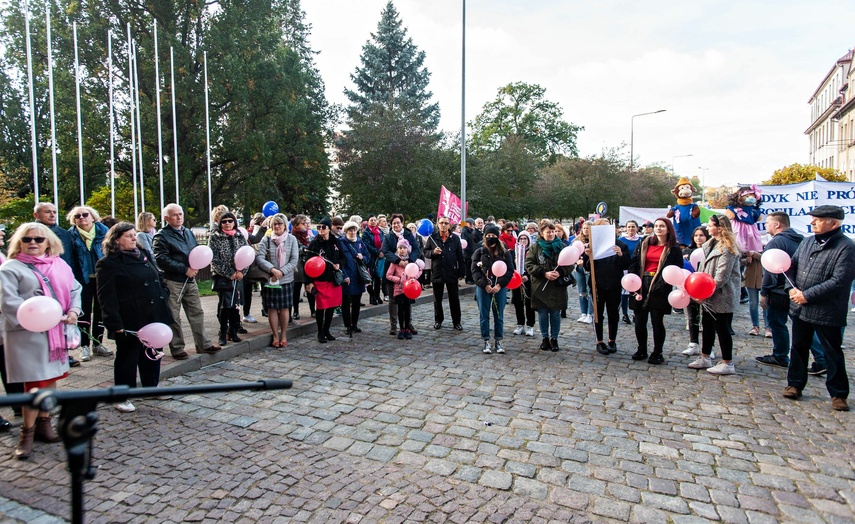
[805,49,852,175]
[831,52,855,182]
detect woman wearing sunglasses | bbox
[209,212,250,345]
[66,205,112,362]
[96,223,174,412]
[0,223,82,459]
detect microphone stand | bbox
[0,379,292,524]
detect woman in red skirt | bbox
[305,217,343,344]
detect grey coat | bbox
[255,234,299,285]
[0,259,82,383]
[696,239,741,314]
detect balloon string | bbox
[177,277,189,303]
[541,265,559,291]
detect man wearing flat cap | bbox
[783,205,855,411]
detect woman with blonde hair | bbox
[255,214,298,347]
[688,214,742,374]
[0,223,82,458]
[136,212,158,258]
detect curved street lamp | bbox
[630,109,666,171]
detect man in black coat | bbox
[461,218,482,284]
[424,216,466,330]
[783,205,855,411]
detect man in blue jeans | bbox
[783,205,855,412]
[756,212,802,367]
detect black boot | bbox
[218,309,229,345]
[228,309,242,342]
[316,309,327,343]
[539,338,551,351]
[324,308,336,341]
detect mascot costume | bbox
[724,185,763,252]
[666,177,701,247]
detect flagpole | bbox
[133,41,145,212]
[108,31,115,217]
[128,24,138,220]
[170,46,179,209]
[46,7,58,205]
[204,51,212,226]
[154,21,164,220]
[25,1,39,204]
[73,22,85,204]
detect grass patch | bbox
[196,279,217,297]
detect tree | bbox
[337,1,443,217]
[343,1,439,132]
[469,82,583,165]
[765,163,846,185]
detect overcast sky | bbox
[303,0,855,188]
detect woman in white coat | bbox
[0,223,82,459]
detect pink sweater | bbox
[386,262,407,297]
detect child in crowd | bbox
[386,240,415,340]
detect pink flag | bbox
[437,185,463,224]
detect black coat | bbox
[424,232,466,283]
[153,225,198,282]
[628,238,683,312]
[306,234,343,283]
[471,246,514,289]
[95,249,174,339]
[461,226,481,258]
[381,228,422,264]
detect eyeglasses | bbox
[74,212,90,219]
[438,221,450,225]
[22,236,46,244]
[220,219,234,224]
[317,225,328,230]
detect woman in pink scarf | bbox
[0,223,82,460]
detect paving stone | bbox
[511,478,548,500]
[640,492,690,514]
[591,496,630,520]
[478,471,513,490]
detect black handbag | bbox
[333,269,346,287]
[211,274,233,291]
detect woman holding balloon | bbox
[526,221,573,352]
[687,214,741,374]
[626,218,683,365]
[0,223,82,459]
[305,217,343,344]
[96,223,174,413]
[209,212,250,345]
[472,225,515,354]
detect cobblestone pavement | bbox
[1,292,854,523]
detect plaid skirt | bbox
[262,281,294,310]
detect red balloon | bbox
[684,272,716,300]
[305,256,326,279]
[403,278,422,299]
[507,271,522,290]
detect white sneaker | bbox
[576,315,587,323]
[682,343,700,356]
[93,344,114,357]
[115,400,136,413]
[243,315,258,323]
[707,361,735,375]
[525,326,534,337]
[495,340,505,354]
[688,356,713,369]
[80,346,92,362]
[582,314,593,324]
[482,341,492,354]
[513,325,525,335]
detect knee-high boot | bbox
[218,308,229,345]
[316,308,327,343]
[228,308,242,342]
[324,308,336,341]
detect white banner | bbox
[758,180,855,238]
[618,206,670,227]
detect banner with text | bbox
[437,185,463,225]
[758,180,855,237]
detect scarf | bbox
[500,232,516,251]
[16,254,74,363]
[222,229,237,237]
[367,226,382,248]
[76,225,96,250]
[676,197,693,205]
[121,248,145,261]
[622,232,639,242]
[292,228,309,246]
[536,238,565,261]
[270,231,290,270]
[515,241,528,275]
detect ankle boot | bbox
[35,416,61,443]
[15,425,35,460]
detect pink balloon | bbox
[188,245,213,270]
[682,268,692,278]
[234,245,256,270]
[572,240,585,253]
[238,227,249,240]
[761,248,791,274]
[415,259,425,270]
[17,296,62,332]
[621,273,642,292]
[405,262,421,278]
[137,322,174,349]
[668,289,691,309]
[689,248,704,270]
[460,238,468,250]
[557,245,581,266]
[662,265,687,286]
[491,260,508,277]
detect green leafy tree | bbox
[469,82,583,165]
[765,163,846,184]
[465,135,539,219]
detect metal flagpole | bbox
[46,7,58,205]
[73,22,85,204]
[204,51,212,226]
[460,0,466,219]
[128,24,138,220]
[154,21,164,219]
[24,1,39,204]
[133,41,145,212]
[108,31,115,217]
[170,47,179,208]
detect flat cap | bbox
[807,205,845,220]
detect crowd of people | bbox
[1,201,853,461]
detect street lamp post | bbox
[630,109,666,171]
[698,167,710,203]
